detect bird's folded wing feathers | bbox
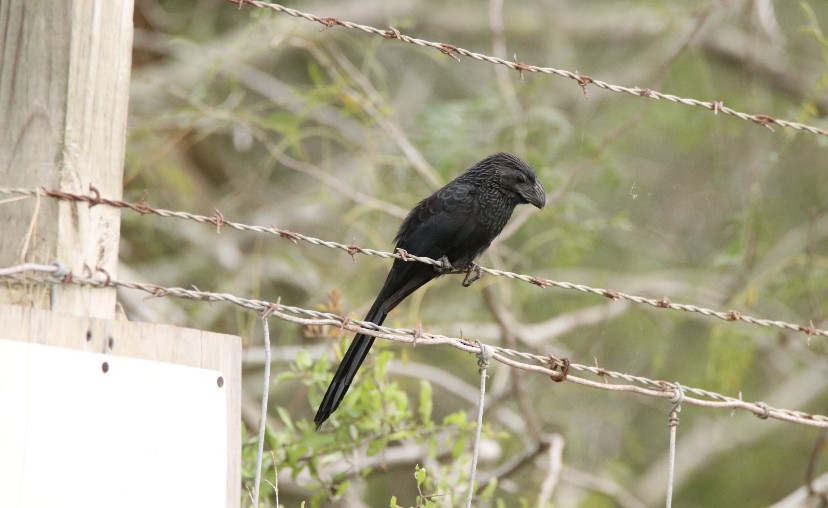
[395,182,479,253]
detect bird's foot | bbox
[434,256,454,274]
[433,257,481,286]
[461,263,483,287]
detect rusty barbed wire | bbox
[1,185,825,343]
[227,0,828,139]
[2,262,827,428]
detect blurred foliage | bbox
[127,0,828,506]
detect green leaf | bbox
[451,435,468,459]
[418,380,433,424]
[366,439,385,457]
[415,464,426,486]
[271,371,299,385]
[480,477,498,500]
[443,410,469,427]
[275,406,294,432]
[294,349,313,370]
[306,61,326,87]
[375,350,393,378]
[334,480,350,497]
[706,326,756,393]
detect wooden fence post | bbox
[0,2,242,506]
[0,0,131,319]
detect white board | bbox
[0,339,227,507]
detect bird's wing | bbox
[372,181,484,314]
[395,181,480,257]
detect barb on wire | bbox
[2,262,826,428]
[1,185,825,344]
[226,0,828,139]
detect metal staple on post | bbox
[48,262,69,311]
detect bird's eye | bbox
[516,174,527,183]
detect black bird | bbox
[314,152,546,429]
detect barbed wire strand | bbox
[227,0,828,139]
[2,185,824,344]
[3,263,826,428]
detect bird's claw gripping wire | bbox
[434,257,482,287]
[462,263,483,287]
[435,255,454,274]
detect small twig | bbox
[477,439,550,493]
[537,434,565,506]
[271,450,280,508]
[805,426,827,498]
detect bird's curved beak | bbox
[525,179,546,209]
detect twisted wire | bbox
[2,263,825,428]
[227,0,828,139]
[1,185,823,343]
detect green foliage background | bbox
[126,1,828,506]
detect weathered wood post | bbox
[0,2,242,506]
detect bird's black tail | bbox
[314,304,386,429]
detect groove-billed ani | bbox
[314,152,546,429]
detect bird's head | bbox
[488,153,546,209]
